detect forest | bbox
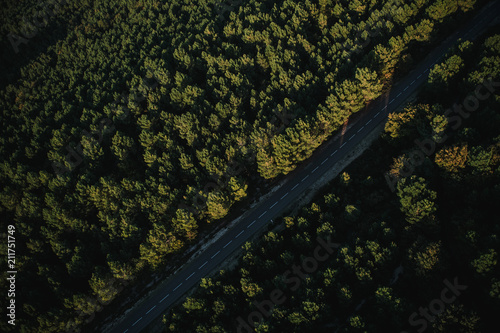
[163,31,500,332]
[0,0,495,332]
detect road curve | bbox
[109,2,500,332]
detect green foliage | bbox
[162,29,500,333]
[426,0,459,21]
[0,0,494,331]
[140,224,184,267]
[471,249,497,275]
[397,176,437,224]
[429,55,464,84]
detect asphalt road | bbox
[110,2,500,332]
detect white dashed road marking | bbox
[160,294,169,303]
[357,126,364,133]
[247,220,256,228]
[404,86,408,91]
[349,135,355,141]
[270,201,278,209]
[366,119,372,125]
[146,305,156,315]
[223,240,232,248]
[198,261,208,270]
[302,175,309,182]
[292,184,299,190]
[173,283,182,292]
[375,111,380,117]
[211,251,220,259]
[281,192,288,200]
[186,272,195,281]
[341,142,346,148]
[236,230,245,238]
[132,317,142,327]
[389,99,394,104]
[411,80,415,85]
[258,211,267,218]
[312,166,319,173]
[397,92,402,98]
[330,150,337,157]
[418,74,422,79]
[321,158,328,165]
